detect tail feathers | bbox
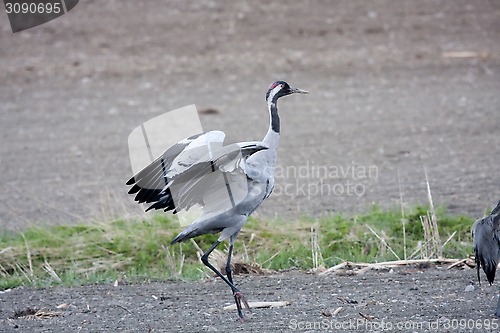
[171,228,198,245]
[170,223,224,245]
[474,243,499,285]
[484,259,498,285]
[473,214,500,285]
[475,249,482,284]
[477,253,498,285]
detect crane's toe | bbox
[232,291,251,321]
[234,292,251,311]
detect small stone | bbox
[465,284,475,292]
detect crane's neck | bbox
[262,99,281,167]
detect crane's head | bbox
[266,81,308,103]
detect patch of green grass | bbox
[0,205,475,290]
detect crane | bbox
[127,81,307,319]
[472,200,500,317]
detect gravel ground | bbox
[1,0,500,332]
[1,267,499,333]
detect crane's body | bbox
[472,200,500,317]
[127,81,307,319]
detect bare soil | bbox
[1,267,499,333]
[1,0,500,332]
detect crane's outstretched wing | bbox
[126,130,268,214]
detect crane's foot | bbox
[233,291,251,322]
[234,291,251,312]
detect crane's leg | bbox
[201,240,249,320]
[476,258,481,284]
[495,294,500,317]
[226,243,251,319]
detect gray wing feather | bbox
[127,132,268,213]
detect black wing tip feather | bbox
[132,188,177,213]
[126,177,136,185]
[145,201,174,212]
[128,184,141,195]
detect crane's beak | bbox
[290,87,308,94]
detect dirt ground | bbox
[1,0,500,229]
[1,267,500,333]
[1,0,500,332]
